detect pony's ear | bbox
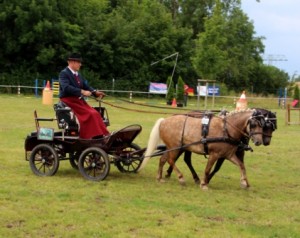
[252,109,260,117]
[271,111,277,123]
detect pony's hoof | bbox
[179,179,186,186]
[240,180,250,189]
[157,178,166,183]
[200,183,209,190]
[194,179,200,185]
[165,174,171,179]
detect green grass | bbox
[0,94,299,238]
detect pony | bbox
[165,108,277,185]
[138,109,265,189]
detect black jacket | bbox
[59,67,94,98]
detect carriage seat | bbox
[54,101,79,136]
[53,101,110,136]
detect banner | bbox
[197,86,207,96]
[186,88,194,96]
[208,86,220,96]
[149,83,167,94]
[197,86,220,96]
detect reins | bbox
[97,96,220,116]
[101,100,175,115]
[220,115,250,140]
[95,98,267,158]
[144,135,243,159]
[222,113,265,140]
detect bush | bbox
[166,76,175,103]
[176,76,185,103]
[293,85,300,101]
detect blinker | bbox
[249,115,265,128]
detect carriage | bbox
[25,97,275,188]
[24,99,146,181]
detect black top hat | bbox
[67,52,82,62]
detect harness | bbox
[201,112,213,154]
[180,110,264,156]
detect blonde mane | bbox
[226,108,254,117]
[226,108,253,116]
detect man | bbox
[59,52,109,139]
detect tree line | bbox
[0,0,289,95]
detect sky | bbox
[241,0,299,79]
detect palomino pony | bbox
[165,108,277,185]
[138,109,265,189]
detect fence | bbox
[0,84,292,110]
[285,104,300,125]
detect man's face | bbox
[68,60,82,71]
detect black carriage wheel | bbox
[69,151,80,170]
[29,144,59,176]
[115,143,143,173]
[78,147,110,181]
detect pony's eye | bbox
[250,121,257,128]
[265,121,274,130]
[260,119,265,127]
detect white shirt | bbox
[68,66,78,75]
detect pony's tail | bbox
[138,118,164,172]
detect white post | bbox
[112,78,115,94]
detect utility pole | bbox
[291,71,298,81]
[151,52,179,94]
[263,54,288,65]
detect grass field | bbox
[0,94,299,238]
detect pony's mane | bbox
[226,108,254,117]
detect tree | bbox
[0,0,288,95]
[87,0,192,91]
[0,0,192,91]
[166,76,175,104]
[177,0,214,38]
[221,5,264,90]
[192,1,228,80]
[293,85,300,102]
[250,65,289,95]
[293,75,300,82]
[176,76,185,106]
[192,0,265,92]
[0,0,89,84]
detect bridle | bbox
[263,112,277,138]
[264,112,277,130]
[247,111,266,137]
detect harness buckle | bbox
[201,116,209,125]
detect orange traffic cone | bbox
[45,80,51,89]
[42,80,53,105]
[171,98,177,107]
[236,91,247,110]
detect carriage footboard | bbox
[105,124,142,148]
